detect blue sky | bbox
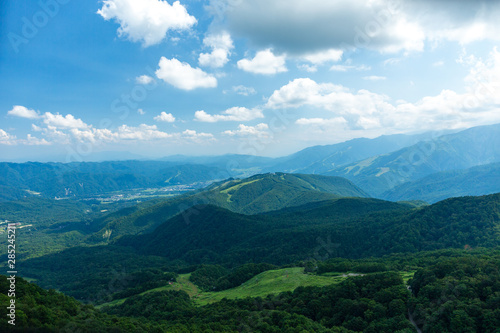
[1,0,500,162]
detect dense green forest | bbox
[83,172,369,242]
[18,193,500,306]
[2,248,500,332]
[0,166,499,331]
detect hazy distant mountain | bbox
[266,130,455,174]
[382,162,500,203]
[324,123,500,196]
[86,173,369,241]
[160,154,277,178]
[0,161,222,199]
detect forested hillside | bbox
[84,173,368,242]
[20,193,500,303]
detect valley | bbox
[0,122,499,332]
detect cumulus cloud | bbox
[199,31,234,68]
[219,0,424,54]
[182,129,215,143]
[115,124,173,140]
[266,52,500,133]
[302,49,343,64]
[154,111,176,122]
[97,0,197,47]
[43,112,89,129]
[223,123,270,138]
[22,134,51,146]
[137,108,146,115]
[136,75,155,85]
[0,129,16,145]
[7,105,40,119]
[237,49,287,74]
[155,57,217,90]
[213,0,500,54]
[194,107,263,122]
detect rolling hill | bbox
[119,193,500,266]
[85,173,369,241]
[20,193,500,304]
[324,123,500,196]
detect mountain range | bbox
[1,123,498,204]
[84,173,368,242]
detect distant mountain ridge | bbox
[382,162,500,203]
[266,130,456,174]
[1,123,499,203]
[0,161,223,199]
[324,123,500,196]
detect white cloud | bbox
[199,31,234,68]
[7,105,40,119]
[155,57,217,90]
[136,75,155,85]
[228,85,257,96]
[298,64,318,73]
[302,49,343,64]
[433,61,444,67]
[115,124,173,140]
[182,129,215,143]
[43,112,89,129]
[363,75,387,81]
[22,134,51,146]
[41,126,70,143]
[0,129,16,145]
[154,111,176,122]
[223,123,270,138]
[137,108,146,115]
[296,117,347,126]
[237,49,287,75]
[330,64,370,72]
[194,107,263,122]
[298,49,343,72]
[69,128,116,143]
[97,0,197,47]
[266,52,500,133]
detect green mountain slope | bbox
[86,173,369,241]
[19,193,500,305]
[324,123,500,195]
[119,193,500,265]
[382,162,500,203]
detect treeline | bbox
[189,263,277,291]
[3,248,500,331]
[103,271,413,332]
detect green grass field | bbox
[98,268,416,308]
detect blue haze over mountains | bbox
[0,123,499,203]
